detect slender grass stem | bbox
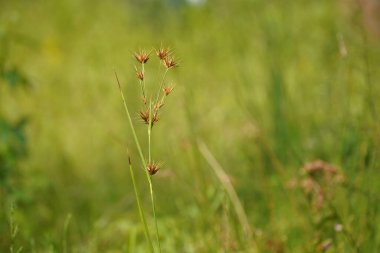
[154,68,168,106]
[148,101,152,163]
[198,141,257,252]
[148,101,162,253]
[136,66,146,101]
[142,63,147,99]
[139,79,146,102]
[115,71,161,252]
[115,72,155,252]
[151,183,161,253]
[115,72,146,167]
[127,150,154,253]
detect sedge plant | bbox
[115,46,178,253]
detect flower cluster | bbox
[299,160,345,211]
[133,46,179,176]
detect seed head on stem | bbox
[147,162,160,176]
[163,57,179,69]
[163,86,174,96]
[136,70,144,81]
[134,50,151,64]
[139,109,149,124]
[156,47,171,60]
[139,108,159,126]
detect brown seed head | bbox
[152,111,159,125]
[156,47,171,60]
[139,109,149,124]
[163,57,178,69]
[136,71,144,81]
[147,162,160,175]
[139,109,159,125]
[134,50,150,64]
[163,86,174,96]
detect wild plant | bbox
[115,46,178,253]
[298,160,359,251]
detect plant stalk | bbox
[116,71,161,252]
[148,101,161,253]
[128,151,154,253]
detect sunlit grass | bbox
[1,0,380,252]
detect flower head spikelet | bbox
[151,111,159,125]
[147,162,160,176]
[136,70,144,81]
[163,57,178,69]
[163,86,174,96]
[134,50,151,64]
[139,109,159,126]
[139,109,150,124]
[156,47,171,61]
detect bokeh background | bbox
[1,0,380,252]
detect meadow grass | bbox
[1,0,380,252]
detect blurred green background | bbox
[1,0,380,252]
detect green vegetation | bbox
[1,0,379,252]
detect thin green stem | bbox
[150,181,161,253]
[148,101,161,253]
[140,80,146,102]
[115,72,146,167]
[148,132,151,163]
[136,70,146,102]
[115,71,161,252]
[115,72,154,252]
[198,141,257,251]
[148,101,152,163]
[154,68,169,106]
[142,63,147,99]
[127,151,154,253]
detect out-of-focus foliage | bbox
[0,118,28,186]
[0,0,379,252]
[0,14,31,252]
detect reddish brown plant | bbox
[139,109,150,124]
[163,86,174,96]
[147,162,160,175]
[134,50,150,64]
[156,47,171,60]
[163,57,178,69]
[139,109,159,125]
[136,70,144,81]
